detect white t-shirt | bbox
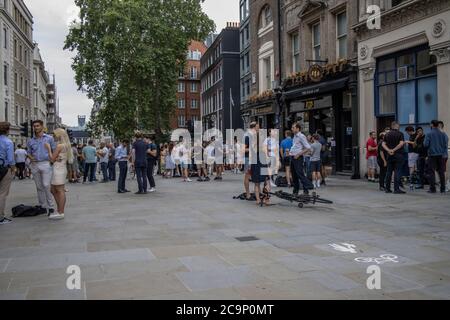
[172,145,180,161]
[178,144,189,163]
[100,147,109,163]
[15,149,27,163]
[264,137,278,157]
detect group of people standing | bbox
[366,120,449,194]
[0,120,73,224]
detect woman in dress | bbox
[45,128,73,220]
[164,142,176,178]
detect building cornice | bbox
[0,8,34,47]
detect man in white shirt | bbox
[178,139,191,182]
[97,142,110,183]
[289,123,314,195]
[14,145,27,180]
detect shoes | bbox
[385,189,393,194]
[135,191,144,195]
[428,190,437,194]
[393,190,406,194]
[118,190,126,194]
[186,178,192,182]
[379,187,386,192]
[49,213,64,220]
[204,177,210,182]
[0,217,12,225]
[48,209,55,217]
[148,188,156,193]
[270,181,277,188]
[124,190,131,193]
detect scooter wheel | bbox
[298,203,304,208]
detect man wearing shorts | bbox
[366,131,378,182]
[405,126,419,186]
[310,134,322,189]
[280,130,293,187]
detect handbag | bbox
[0,159,9,183]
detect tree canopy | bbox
[65,0,215,139]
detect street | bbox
[0,174,449,300]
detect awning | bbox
[284,77,349,101]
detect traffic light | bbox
[20,122,29,137]
[67,129,73,141]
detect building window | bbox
[4,102,8,122]
[178,114,185,127]
[312,23,321,61]
[178,99,185,109]
[34,89,38,107]
[263,57,272,90]
[190,66,197,79]
[14,72,17,92]
[25,79,28,97]
[336,12,347,59]
[3,64,8,86]
[376,46,437,127]
[291,33,300,73]
[19,44,22,62]
[191,99,198,109]
[13,39,17,58]
[34,68,37,84]
[178,82,185,93]
[3,28,7,49]
[259,5,273,29]
[20,76,23,94]
[191,83,198,93]
[14,105,18,125]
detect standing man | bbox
[280,130,293,188]
[366,131,378,183]
[98,142,109,183]
[132,132,148,194]
[145,135,157,192]
[27,120,56,215]
[108,143,117,181]
[14,144,27,180]
[290,123,314,195]
[382,121,406,194]
[0,122,16,225]
[244,122,258,200]
[405,126,419,188]
[82,140,97,184]
[414,127,427,189]
[116,139,130,193]
[438,121,449,191]
[424,120,448,194]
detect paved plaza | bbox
[0,173,449,300]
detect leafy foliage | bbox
[65,0,215,139]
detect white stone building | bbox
[32,44,48,125]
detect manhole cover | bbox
[235,236,260,242]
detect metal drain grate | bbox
[235,236,260,242]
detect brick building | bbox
[170,40,207,130]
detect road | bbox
[0,172,449,299]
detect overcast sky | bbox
[25,0,239,127]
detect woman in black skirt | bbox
[251,127,270,206]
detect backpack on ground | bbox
[12,205,47,218]
[275,176,288,187]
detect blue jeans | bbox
[108,160,117,181]
[100,162,109,182]
[291,156,314,193]
[83,163,96,182]
[135,165,147,192]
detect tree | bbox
[65,0,215,139]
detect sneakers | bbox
[148,188,156,193]
[0,217,12,225]
[270,181,277,188]
[185,178,192,182]
[49,213,64,220]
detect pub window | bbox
[336,12,347,59]
[312,23,321,61]
[291,33,300,73]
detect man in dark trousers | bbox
[290,122,314,195]
[107,143,117,181]
[132,132,149,194]
[115,139,130,193]
[145,135,158,193]
[382,121,406,194]
[424,120,448,193]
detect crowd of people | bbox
[366,120,449,194]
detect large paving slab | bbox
[0,172,449,299]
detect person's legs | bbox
[31,163,46,208]
[40,162,55,210]
[147,160,156,189]
[285,162,292,186]
[435,156,446,192]
[393,156,404,192]
[89,163,96,182]
[254,183,261,204]
[416,156,425,187]
[290,157,300,194]
[101,162,108,182]
[385,157,395,192]
[17,163,25,180]
[0,172,13,220]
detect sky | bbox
[25,0,239,127]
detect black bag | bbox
[0,159,9,183]
[275,176,288,187]
[12,205,47,218]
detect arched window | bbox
[259,5,273,29]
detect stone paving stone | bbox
[0,243,87,259]
[344,271,425,294]
[100,259,188,280]
[250,263,305,282]
[146,287,243,300]
[178,256,232,272]
[302,270,361,291]
[416,284,450,299]
[86,272,188,299]
[26,283,86,300]
[150,244,221,259]
[6,248,155,272]
[0,287,28,300]
[0,258,10,273]
[382,265,450,287]
[175,266,269,292]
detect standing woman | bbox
[45,128,73,220]
[165,143,176,178]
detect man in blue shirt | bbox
[82,140,97,183]
[116,139,130,193]
[27,120,56,215]
[132,132,149,194]
[0,122,16,225]
[280,130,293,187]
[424,120,448,193]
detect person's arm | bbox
[382,141,391,153]
[424,134,430,148]
[46,144,63,163]
[7,143,16,174]
[380,147,387,166]
[391,140,405,153]
[147,145,157,157]
[294,135,312,159]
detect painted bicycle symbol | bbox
[355,254,399,265]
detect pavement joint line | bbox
[2,258,11,273]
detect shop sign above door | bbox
[308,64,324,82]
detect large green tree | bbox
[65,0,215,139]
